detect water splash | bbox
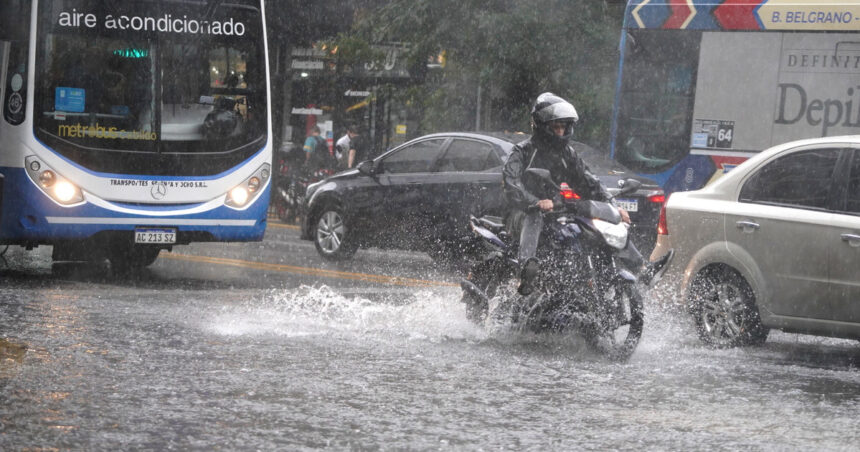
[208,285,485,343]
[205,284,693,360]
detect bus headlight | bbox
[53,181,79,203]
[39,170,56,188]
[229,186,250,206]
[24,156,84,206]
[247,176,261,193]
[225,163,270,209]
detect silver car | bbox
[651,136,860,347]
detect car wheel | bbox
[313,204,357,260]
[689,267,769,348]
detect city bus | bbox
[0,0,272,270]
[610,0,860,193]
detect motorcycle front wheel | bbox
[585,282,644,362]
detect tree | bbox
[339,0,625,147]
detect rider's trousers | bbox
[517,210,543,264]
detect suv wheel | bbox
[689,267,769,348]
[313,205,357,260]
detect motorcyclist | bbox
[502,92,670,295]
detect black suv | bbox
[300,132,663,260]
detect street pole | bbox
[475,83,482,131]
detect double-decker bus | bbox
[611,0,860,193]
[0,0,272,270]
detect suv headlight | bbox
[24,156,84,205]
[591,218,628,250]
[225,163,271,208]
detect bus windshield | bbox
[34,0,267,176]
[614,29,700,174]
[612,1,860,192]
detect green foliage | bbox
[342,0,625,148]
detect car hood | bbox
[323,168,362,181]
[305,167,366,198]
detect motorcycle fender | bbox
[473,225,507,248]
[615,268,637,284]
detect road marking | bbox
[161,253,458,287]
[267,222,300,230]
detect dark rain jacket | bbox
[502,135,612,210]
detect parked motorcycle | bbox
[460,168,646,360]
[272,145,333,224]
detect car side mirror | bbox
[357,160,376,175]
[615,178,642,197]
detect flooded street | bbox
[3,0,860,449]
[2,252,858,450]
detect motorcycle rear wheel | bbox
[584,282,644,362]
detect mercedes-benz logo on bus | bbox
[151,182,167,200]
[8,92,23,114]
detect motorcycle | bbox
[460,168,646,361]
[272,146,334,223]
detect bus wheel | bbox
[108,245,161,273]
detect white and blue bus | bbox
[0,0,272,269]
[611,0,860,194]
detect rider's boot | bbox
[640,249,674,287]
[517,257,540,296]
[460,278,489,323]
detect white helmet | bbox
[531,92,578,144]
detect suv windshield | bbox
[34,0,267,176]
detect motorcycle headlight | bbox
[591,218,628,250]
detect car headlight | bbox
[225,163,271,208]
[591,218,628,250]
[24,156,84,206]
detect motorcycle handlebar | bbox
[529,199,624,224]
[527,199,575,214]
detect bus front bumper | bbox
[0,168,269,245]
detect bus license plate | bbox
[616,198,638,212]
[134,228,176,244]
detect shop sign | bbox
[291,107,323,115]
[346,44,412,80]
[344,90,371,97]
[291,60,324,70]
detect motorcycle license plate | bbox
[616,198,638,212]
[134,228,177,244]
